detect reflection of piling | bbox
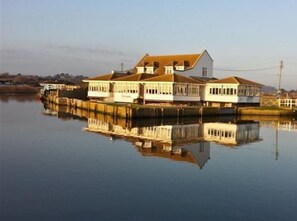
[275,121,279,160]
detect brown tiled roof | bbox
[145,62,154,67]
[134,53,202,75]
[164,61,177,66]
[115,73,158,81]
[85,72,128,81]
[145,73,204,84]
[210,76,262,86]
[190,76,217,83]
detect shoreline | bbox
[0,85,40,94]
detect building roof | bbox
[145,73,205,84]
[115,73,159,81]
[134,53,203,75]
[190,76,217,83]
[84,72,128,81]
[209,76,262,86]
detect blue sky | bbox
[1,0,296,89]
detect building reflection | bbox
[86,117,209,168]
[42,103,282,168]
[203,121,260,146]
[277,120,297,132]
[84,116,262,168]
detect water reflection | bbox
[0,94,36,102]
[43,102,283,168]
[203,121,260,146]
[278,120,297,131]
[86,117,210,168]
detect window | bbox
[145,83,159,95]
[174,84,187,96]
[146,67,154,74]
[202,67,207,77]
[137,67,145,74]
[165,67,173,74]
[188,85,199,96]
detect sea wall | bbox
[44,94,237,118]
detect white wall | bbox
[114,92,139,103]
[144,94,201,102]
[205,94,260,103]
[176,51,213,78]
[88,91,110,98]
[204,83,260,103]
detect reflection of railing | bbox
[278,121,297,131]
[279,99,297,109]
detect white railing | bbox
[279,99,297,108]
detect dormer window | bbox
[165,66,174,74]
[146,67,154,74]
[175,65,184,71]
[145,62,157,74]
[137,66,145,74]
[175,60,189,71]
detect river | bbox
[0,94,296,221]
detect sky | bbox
[1,0,297,89]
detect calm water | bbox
[1,95,297,221]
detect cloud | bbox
[0,44,138,75]
[0,48,37,60]
[46,44,127,57]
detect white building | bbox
[39,83,80,95]
[83,72,127,101]
[84,50,213,104]
[84,51,263,106]
[204,76,262,107]
[40,83,66,91]
[112,73,204,104]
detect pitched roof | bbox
[210,76,262,86]
[145,73,204,84]
[190,76,217,83]
[84,72,128,81]
[134,53,202,75]
[115,73,159,81]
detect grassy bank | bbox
[238,106,296,116]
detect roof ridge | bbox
[210,76,262,85]
[148,53,200,57]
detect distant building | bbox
[39,83,80,94]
